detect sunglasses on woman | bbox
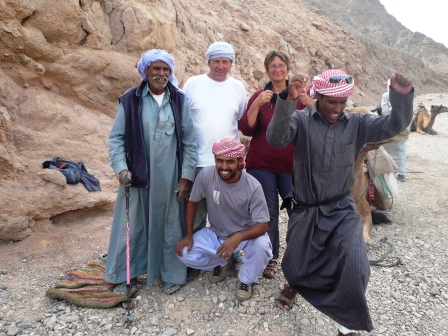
[329,75,353,84]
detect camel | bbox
[410,102,448,134]
[346,107,398,244]
[351,141,394,244]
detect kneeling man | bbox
[175,138,272,301]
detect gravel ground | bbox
[1,93,448,336]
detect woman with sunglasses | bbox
[238,50,312,279]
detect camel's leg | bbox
[417,112,426,134]
[352,148,373,244]
[362,215,373,245]
[357,197,372,244]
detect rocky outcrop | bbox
[0,0,447,241]
[302,0,448,80]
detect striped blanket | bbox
[46,260,136,308]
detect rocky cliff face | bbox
[303,0,448,79]
[1,0,447,241]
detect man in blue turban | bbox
[136,49,179,87]
[105,49,198,295]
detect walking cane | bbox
[122,175,134,326]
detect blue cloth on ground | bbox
[47,157,101,192]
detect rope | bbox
[368,237,401,267]
[354,185,369,205]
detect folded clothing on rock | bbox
[42,157,101,192]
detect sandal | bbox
[112,278,137,295]
[162,282,182,295]
[263,259,278,279]
[276,284,296,311]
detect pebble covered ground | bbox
[1,94,448,336]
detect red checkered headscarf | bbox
[212,138,246,170]
[306,69,354,98]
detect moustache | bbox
[152,76,168,81]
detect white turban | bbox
[205,42,235,63]
[136,49,179,87]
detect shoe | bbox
[210,259,231,284]
[232,251,244,273]
[235,280,252,301]
[337,330,360,335]
[397,174,406,182]
[112,278,137,295]
[186,267,200,282]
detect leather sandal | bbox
[276,284,296,311]
[162,283,182,295]
[263,259,277,279]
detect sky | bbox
[379,0,448,48]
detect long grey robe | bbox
[266,88,413,331]
[105,83,197,286]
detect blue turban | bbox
[136,49,179,87]
[205,42,235,63]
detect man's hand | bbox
[390,73,413,95]
[216,234,241,260]
[175,178,192,201]
[298,89,316,106]
[175,235,194,257]
[118,170,132,187]
[287,75,308,101]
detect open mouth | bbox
[152,76,168,83]
[219,170,231,179]
[329,113,339,121]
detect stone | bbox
[430,286,440,296]
[162,328,177,336]
[312,21,322,30]
[7,326,20,336]
[300,318,310,326]
[16,322,33,329]
[46,316,57,328]
[65,315,79,323]
[240,23,250,31]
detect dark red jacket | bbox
[239,85,305,172]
